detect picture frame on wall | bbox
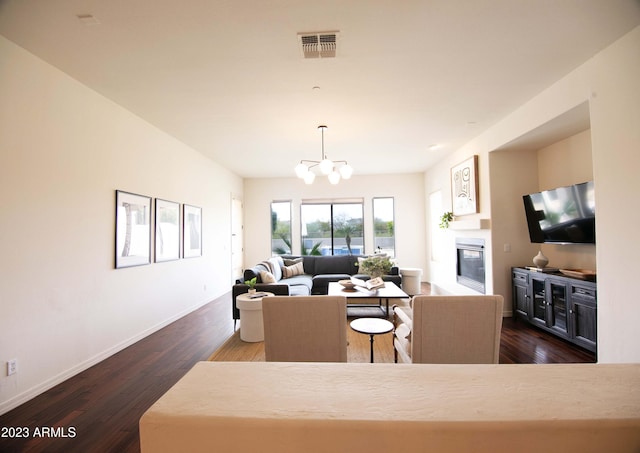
[155,198,180,262]
[115,190,152,268]
[451,155,479,216]
[183,204,202,258]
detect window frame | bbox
[372,197,396,258]
[300,200,364,256]
[270,200,292,256]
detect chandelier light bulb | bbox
[295,163,308,178]
[339,164,353,179]
[328,170,341,185]
[303,171,316,184]
[319,158,333,175]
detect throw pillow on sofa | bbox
[282,261,304,278]
[260,270,277,283]
[283,257,303,266]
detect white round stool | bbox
[236,292,274,342]
[400,268,423,295]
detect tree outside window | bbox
[373,197,395,257]
[271,201,292,255]
[301,202,363,255]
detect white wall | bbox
[0,36,242,413]
[243,174,427,274]
[587,26,640,363]
[424,147,494,296]
[536,129,596,270]
[488,147,539,313]
[425,26,640,363]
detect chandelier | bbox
[294,125,353,184]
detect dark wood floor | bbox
[0,285,595,453]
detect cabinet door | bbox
[512,270,529,319]
[546,279,569,338]
[531,278,547,327]
[571,300,597,351]
[569,284,597,352]
[513,284,529,318]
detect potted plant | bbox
[439,211,454,229]
[358,255,393,278]
[244,277,257,294]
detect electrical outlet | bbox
[7,359,17,376]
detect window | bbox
[271,201,291,255]
[373,197,395,258]
[300,201,364,255]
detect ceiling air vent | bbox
[298,31,339,59]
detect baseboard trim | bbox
[0,297,212,416]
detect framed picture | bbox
[183,204,202,258]
[155,199,180,262]
[451,155,479,216]
[115,190,152,268]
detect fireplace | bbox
[456,238,485,293]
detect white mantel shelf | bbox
[449,218,491,230]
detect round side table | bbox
[400,267,423,295]
[350,317,394,363]
[236,292,274,342]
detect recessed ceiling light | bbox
[429,144,442,151]
[312,86,321,91]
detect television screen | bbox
[523,181,595,244]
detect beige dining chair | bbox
[262,295,348,362]
[393,294,504,364]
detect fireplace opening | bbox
[456,238,485,293]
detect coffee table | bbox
[328,281,409,318]
[350,318,394,363]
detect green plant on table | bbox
[244,277,257,290]
[358,255,393,278]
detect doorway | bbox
[231,196,243,283]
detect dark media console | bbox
[512,267,597,353]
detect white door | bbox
[231,196,244,283]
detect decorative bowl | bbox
[559,269,596,281]
[338,279,356,290]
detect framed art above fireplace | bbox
[451,155,479,216]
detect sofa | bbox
[232,255,401,324]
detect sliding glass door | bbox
[332,203,364,255]
[300,202,363,255]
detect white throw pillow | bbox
[259,270,277,284]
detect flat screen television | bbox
[523,181,595,244]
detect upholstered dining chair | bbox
[393,295,504,364]
[262,295,348,362]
